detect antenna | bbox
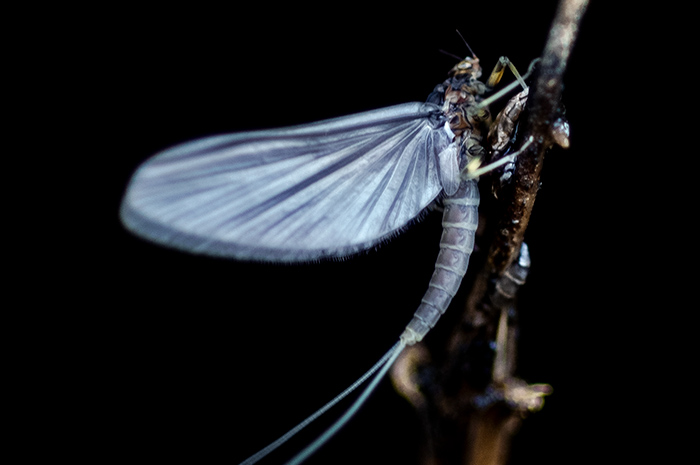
[455,29,477,58]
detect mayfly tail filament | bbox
[238,342,405,465]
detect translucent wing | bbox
[121,102,455,261]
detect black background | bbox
[74,2,639,464]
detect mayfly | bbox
[121,48,537,464]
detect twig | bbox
[391,1,588,464]
[488,0,587,275]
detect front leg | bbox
[486,56,528,90]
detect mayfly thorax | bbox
[120,49,536,465]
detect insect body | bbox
[120,53,528,465]
[401,56,488,345]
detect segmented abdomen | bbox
[400,179,479,345]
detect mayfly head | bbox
[449,30,481,79]
[449,57,482,80]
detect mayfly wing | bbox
[121,102,456,262]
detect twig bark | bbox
[391,1,588,464]
[488,0,586,276]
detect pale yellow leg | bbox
[479,57,539,110]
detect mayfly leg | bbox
[477,57,539,110]
[486,56,528,89]
[463,136,534,180]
